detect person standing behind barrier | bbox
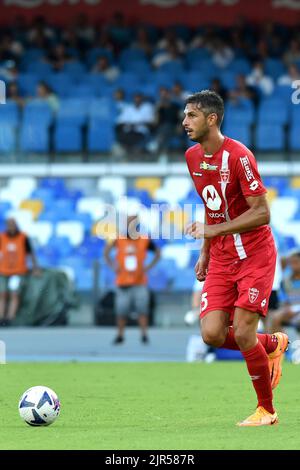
[0,218,40,326]
[104,215,160,344]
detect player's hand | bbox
[194,253,209,281]
[185,222,217,239]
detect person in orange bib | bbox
[104,215,160,344]
[0,218,40,326]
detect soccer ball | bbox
[18,386,60,426]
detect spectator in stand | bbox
[107,12,131,50]
[132,27,153,59]
[152,43,183,69]
[151,87,181,158]
[0,33,23,62]
[157,28,186,54]
[35,81,59,112]
[115,93,155,154]
[283,39,300,66]
[228,74,259,106]
[171,81,189,106]
[0,60,19,83]
[27,15,56,46]
[209,78,227,102]
[73,13,95,47]
[47,43,70,72]
[246,61,274,96]
[91,55,119,82]
[7,82,24,108]
[278,63,300,86]
[209,38,234,69]
[0,218,40,327]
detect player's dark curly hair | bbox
[185,90,224,127]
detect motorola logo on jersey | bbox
[202,185,222,211]
[208,212,226,219]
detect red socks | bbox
[221,327,278,354]
[242,342,275,414]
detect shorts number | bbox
[250,180,259,191]
[201,292,208,312]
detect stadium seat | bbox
[230,58,251,75]
[8,176,37,194]
[225,99,255,125]
[182,71,210,93]
[20,200,44,219]
[85,48,114,68]
[88,98,116,122]
[134,178,162,198]
[31,188,55,209]
[87,120,115,152]
[70,212,93,232]
[0,100,19,126]
[75,267,94,291]
[67,84,95,98]
[97,177,127,200]
[119,48,147,69]
[0,187,30,208]
[56,98,89,125]
[22,101,53,126]
[47,236,73,257]
[19,123,49,153]
[223,122,252,147]
[54,123,82,152]
[0,125,17,153]
[76,197,107,220]
[291,177,300,189]
[27,222,51,246]
[17,73,39,96]
[158,61,185,80]
[148,267,169,291]
[56,221,85,246]
[161,244,190,269]
[172,268,195,291]
[255,123,285,151]
[271,197,299,231]
[289,124,300,151]
[45,73,73,98]
[257,98,288,125]
[26,61,53,79]
[264,58,286,80]
[63,61,87,81]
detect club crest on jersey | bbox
[219,169,230,183]
[249,288,259,304]
[200,162,218,171]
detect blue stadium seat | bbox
[289,124,300,151]
[264,58,286,80]
[40,177,66,192]
[0,125,17,153]
[158,61,185,79]
[22,101,53,126]
[75,267,94,290]
[66,84,95,98]
[26,61,53,79]
[223,122,252,147]
[87,120,115,152]
[54,123,82,152]
[230,58,251,75]
[54,198,76,212]
[119,48,147,69]
[63,61,87,81]
[19,123,49,153]
[0,100,19,125]
[153,71,176,88]
[31,188,55,207]
[255,123,285,151]
[87,74,113,96]
[219,70,239,90]
[39,211,62,223]
[47,236,73,257]
[262,176,289,195]
[56,98,89,125]
[187,58,218,79]
[257,98,288,125]
[183,71,210,93]
[88,98,116,122]
[225,99,255,125]
[172,268,195,291]
[116,72,142,97]
[148,267,169,291]
[45,73,73,98]
[21,48,45,67]
[291,104,300,125]
[122,60,151,77]
[186,48,211,67]
[17,73,39,96]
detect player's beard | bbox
[193,125,210,144]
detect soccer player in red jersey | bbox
[183,90,289,426]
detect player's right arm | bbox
[194,215,211,282]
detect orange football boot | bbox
[268,332,289,390]
[237,406,278,427]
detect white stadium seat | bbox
[161,244,191,269]
[0,187,28,208]
[7,177,37,198]
[271,197,299,231]
[7,209,34,232]
[56,221,84,246]
[97,176,127,200]
[76,197,107,221]
[28,221,53,246]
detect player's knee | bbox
[234,327,254,350]
[202,328,225,348]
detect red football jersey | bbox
[185,136,274,263]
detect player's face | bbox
[182,103,210,143]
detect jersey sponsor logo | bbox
[200,161,218,171]
[192,171,203,177]
[202,185,222,211]
[240,156,254,182]
[208,212,225,219]
[249,287,259,304]
[219,169,230,184]
[249,180,259,191]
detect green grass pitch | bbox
[1,362,299,450]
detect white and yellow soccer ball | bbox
[18,386,60,426]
